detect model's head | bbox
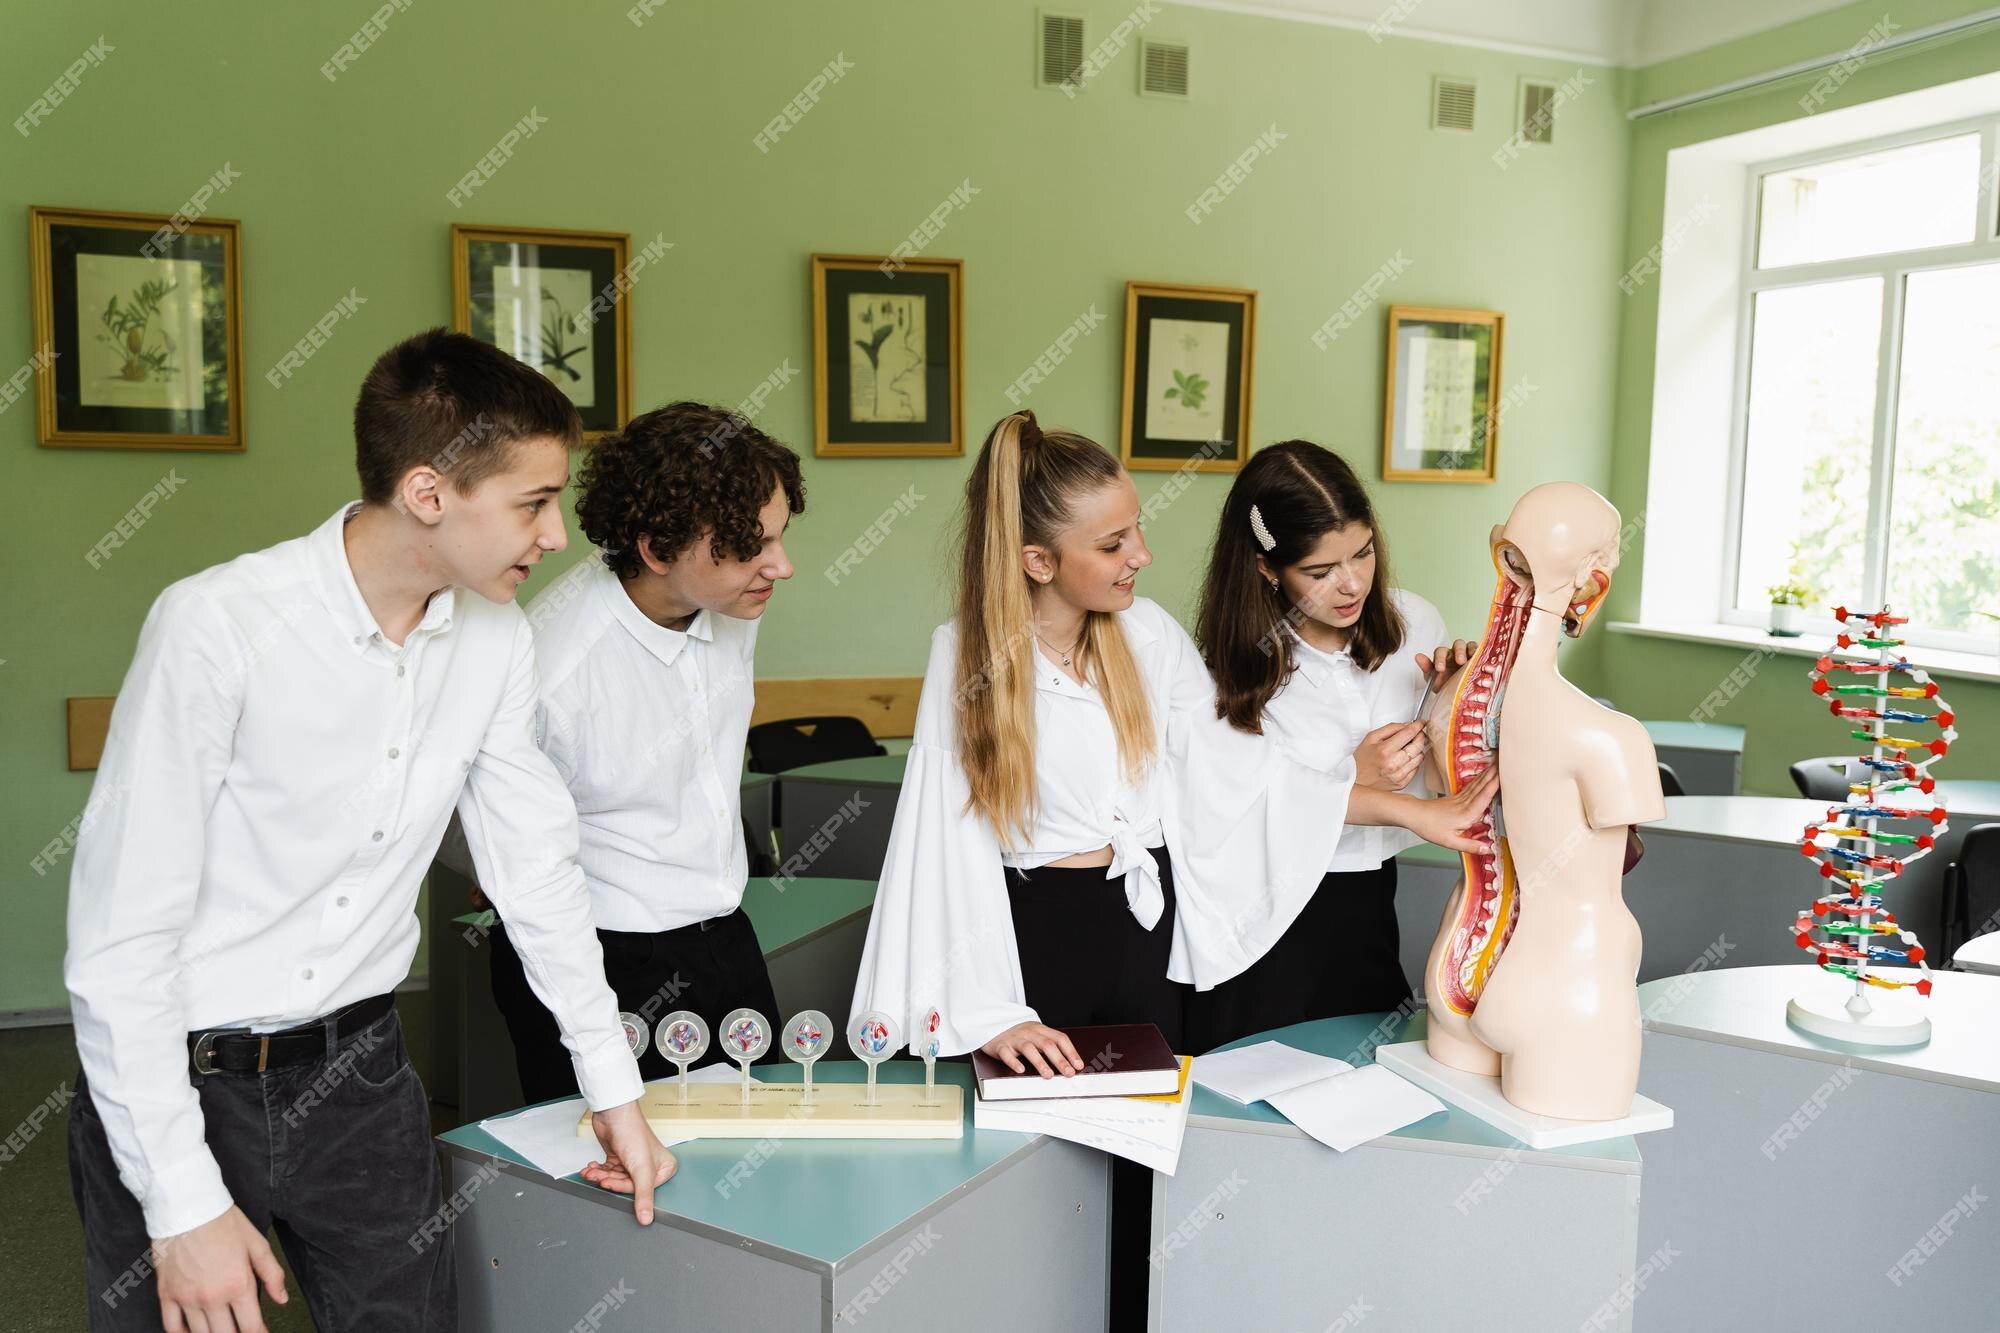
[354,327,584,603]
[577,402,805,621]
[1493,481,1620,637]
[955,410,1154,844]
[1196,441,1407,731]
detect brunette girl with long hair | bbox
[1186,440,1486,1049]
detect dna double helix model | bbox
[1790,606,1957,1004]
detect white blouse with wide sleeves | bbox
[850,597,1357,1056]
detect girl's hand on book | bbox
[982,1022,1083,1079]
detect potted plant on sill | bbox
[1767,578,1813,637]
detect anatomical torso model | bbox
[1420,483,1665,1121]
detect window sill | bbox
[1606,621,2000,685]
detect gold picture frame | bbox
[810,253,963,458]
[30,205,246,452]
[1382,304,1503,483]
[451,224,632,441]
[1119,280,1255,474]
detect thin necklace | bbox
[1035,625,1083,669]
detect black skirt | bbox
[1005,845,1186,1331]
[1185,859,1409,1054]
[1002,844,1187,1051]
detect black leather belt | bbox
[188,992,396,1076]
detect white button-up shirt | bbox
[524,557,755,932]
[64,504,641,1240]
[1261,588,1447,871]
[851,597,1358,1056]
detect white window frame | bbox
[1719,114,2000,655]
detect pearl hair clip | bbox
[1248,503,1276,552]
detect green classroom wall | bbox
[1599,0,2000,807]
[1,0,1992,1014]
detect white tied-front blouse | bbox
[850,596,1359,1056]
[1260,587,1448,871]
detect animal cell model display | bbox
[1420,483,1666,1121]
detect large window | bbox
[1728,121,2000,651]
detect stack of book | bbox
[969,1023,1192,1173]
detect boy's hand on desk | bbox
[982,1022,1083,1079]
[584,1102,678,1223]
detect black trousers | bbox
[1186,860,1409,1054]
[1004,846,1186,1333]
[488,906,782,1103]
[67,1007,452,1332]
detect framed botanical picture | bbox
[1382,305,1504,483]
[451,224,631,440]
[30,206,245,451]
[1119,281,1255,474]
[810,253,962,458]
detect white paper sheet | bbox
[973,1082,1192,1174]
[1264,1063,1445,1152]
[1191,1040,1354,1105]
[478,1066,751,1178]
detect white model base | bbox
[1373,1042,1673,1149]
[575,1080,964,1139]
[1785,988,1932,1048]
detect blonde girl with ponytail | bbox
[853,410,1181,1075]
[849,412,1496,1327]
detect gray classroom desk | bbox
[1396,794,2000,988]
[778,754,908,880]
[742,769,777,862]
[435,875,877,1123]
[1153,1010,1643,1333]
[437,1060,1111,1333]
[1639,793,2000,974]
[1952,930,2000,975]
[1633,965,2000,1331]
[1639,719,1745,795]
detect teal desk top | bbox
[437,1061,1050,1266]
[740,876,874,953]
[741,771,777,791]
[781,754,909,785]
[1640,720,1747,752]
[1189,1011,1641,1169]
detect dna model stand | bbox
[1785,606,1948,1048]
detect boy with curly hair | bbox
[483,402,808,1098]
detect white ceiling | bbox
[1172,0,1859,67]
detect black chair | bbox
[746,715,888,837]
[1657,762,1686,798]
[1789,755,1854,802]
[746,715,886,775]
[1941,822,2000,961]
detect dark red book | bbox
[971,1023,1180,1101]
